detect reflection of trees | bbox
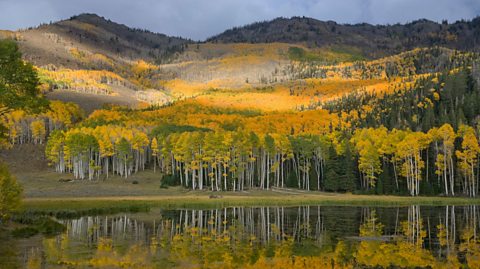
[460,206,480,268]
[402,205,425,245]
[16,205,480,268]
[30,206,328,268]
[437,205,456,255]
[356,206,446,268]
[359,208,384,237]
[67,215,149,244]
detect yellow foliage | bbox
[30,120,46,143]
[69,47,114,68]
[38,68,125,95]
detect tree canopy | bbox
[0,39,48,144]
[0,162,22,221]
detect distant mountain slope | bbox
[208,16,480,58]
[0,14,192,111]
[15,13,190,69]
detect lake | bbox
[3,205,480,268]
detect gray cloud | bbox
[0,0,479,40]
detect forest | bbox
[2,37,480,198]
[36,121,478,197]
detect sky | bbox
[0,0,479,41]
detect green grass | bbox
[330,46,365,62]
[20,192,480,214]
[287,46,366,63]
[288,47,324,62]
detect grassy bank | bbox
[3,160,479,213]
[22,191,480,212]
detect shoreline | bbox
[22,191,480,210]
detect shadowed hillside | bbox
[0,14,193,110]
[208,16,480,58]
[16,13,190,68]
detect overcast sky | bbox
[0,0,479,40]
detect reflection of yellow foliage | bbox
[26,250,42,269]
[34,212,480,269]
[359,211,384,237]
[356,240,436,268]
[460,227,480,269]
[43,237,152,268]
[244,253,354,269]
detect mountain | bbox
[14,13,190,69]
[208,16,480,58]
[0,14,194,111]
[2,13,480,113]
[2,13,297,109]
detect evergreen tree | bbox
[324,145,340,191]
[0,39,47,115]
[0,39,47,143]
[0,162,22,221]
[339,141,356,192]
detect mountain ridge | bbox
[4,12,480,68]
[207,15,480,58]
[12,13,190,69]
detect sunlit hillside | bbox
[7,14,477,114]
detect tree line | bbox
[323,66,480,132]
[1,101,83,145]
[287,47,476,80]
[45,122,480,197]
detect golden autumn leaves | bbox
[352,124,480,196]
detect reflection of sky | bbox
[0,0,479,40]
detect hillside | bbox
[2,14,295,109]
[16,13,189,68]
[208,16,480,58]
[2,14,480,113]
[0,14,194,110]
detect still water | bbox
[6,205,480,268]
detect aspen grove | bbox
[43,123,480,197]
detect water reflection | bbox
[17,205,480,268]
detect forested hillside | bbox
[1,14,480,198]
[209,16,480,58]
